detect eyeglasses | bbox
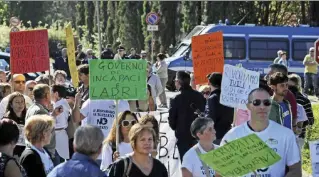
[28,87,34,91]
[249,99,271,107]
[201,91,210,95]
[122,120,137,127]
[310,51,314,53]
[14,80,25,84]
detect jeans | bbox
[304,73,318,94]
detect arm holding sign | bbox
[72,92,85,123]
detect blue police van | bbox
[165,24,319,91]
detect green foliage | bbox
[182,1,198,33]
[106,1,115,48]
[302,103,319,174]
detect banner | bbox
[199,134,281,177]
[135,112,182,177]
[192,31,224,85]
[220,64,260,109]
[10,29,49,74]
[65,24,79,87]
[309,140,319,177]
[89,60,147,100]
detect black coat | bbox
[168,86,206,142]
[205,89,234,140]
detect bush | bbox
[302,103,319,174]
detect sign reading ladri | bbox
[192,31,224,85]
[65,24,79,87]
[199,134,281,177]
[89,60,147,100]
[220,64,260,109]
[10,29,49,74]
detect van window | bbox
[249,39,289,60]
[224,38,246,59]
[172,44,189,57]
[292,39,316,61]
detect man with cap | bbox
[205,72,234,145]
[303,47,318,95]
[113,46,126,60]
[140,50,148,60]
[168,71,206,162]
[128,48,141,59]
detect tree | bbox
[18,2,48,27]
[106,1,115,47]
[76,2,85,38]
[85,1,95,47]
[182,1,200,33]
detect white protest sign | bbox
[220,64,260,109]
[135,111,182,177]
[309,140,319,177]
[16,124,25,146]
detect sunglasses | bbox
[122,120,137,127]
[249,99,271,107]
[310,51,314,53]
[14,80,25,84]
[201,91,210,95]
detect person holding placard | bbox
[220,88,301,177]
[182,117,218,177]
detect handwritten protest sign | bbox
[89,60,147,100]
[65,24,79,87]
[192,31,224,85]
[10,29,49,74]
[220,64,260,109]
[199,134,281,177]
[309,140,319,177]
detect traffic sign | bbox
[147,25,158,31]
[146,12,160,25]
[10,17,20,27]
[315,39,319,63]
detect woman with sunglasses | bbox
[3,92,27,158]
[198,85,211,99]
[100,111,138,170]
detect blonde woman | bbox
[198,85,211,99]
[108,123,168,177]
[20,115,55,177]
[139,114,159,157]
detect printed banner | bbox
[89,60,147,100]
[309,140,319,177]
[10,29,49,74]
[65,24,79,87]
[192,31,224,85]
[16,124,25,146]
[135,112,182,177]
[199,134,281,177]
[220,64,260,109]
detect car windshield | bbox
[172,44,189,57]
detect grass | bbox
[302,103,319,174]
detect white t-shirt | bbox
[30,146,54,175]
[221,120,300,177]
[80,99,130,137]
[0,94,33,118]
[100,142,133,170]
[297,103,308,123]
[53,98,71,129]
[182,143,218,177]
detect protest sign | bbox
[199,134,281,177]
[220,64,260,109]
[16,124,25,146]
[65,24,79,87]
[192,31,224,85]
[10,29,49,74]
[309,140,319,177]
[89,60,147,100]
[135,111,182,177]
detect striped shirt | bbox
[295,92,314,138]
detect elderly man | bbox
[0,74,33,118]
[303,47,318,95]
[48,125,107,177]
[220,88,301,177]
[53,48,71,79]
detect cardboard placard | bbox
[220,64,260,109]
[10,29,49,74]
[65,24,79,87]
[199,134,281,177]
[192,31,224,85]
[89,60,147,100]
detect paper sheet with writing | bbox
[309,140,319,177]
[220,64,260,109]
[199,134,281,177]
[65,24,79,88]
[16,124,25,146]
[89,60,147,100]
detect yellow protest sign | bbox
[199,134,281,177]
[65,24,79,87]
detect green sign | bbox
[89,60,147,100]
[199,134,281,177]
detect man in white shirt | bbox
[220,88,301,177]
[146,61,162,108]
[0,74,33,118]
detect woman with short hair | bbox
[0,118,27,177]
[20,115,55,177]
[181,117,218,177]
[139,114,159,157]
[108,123,168,177]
